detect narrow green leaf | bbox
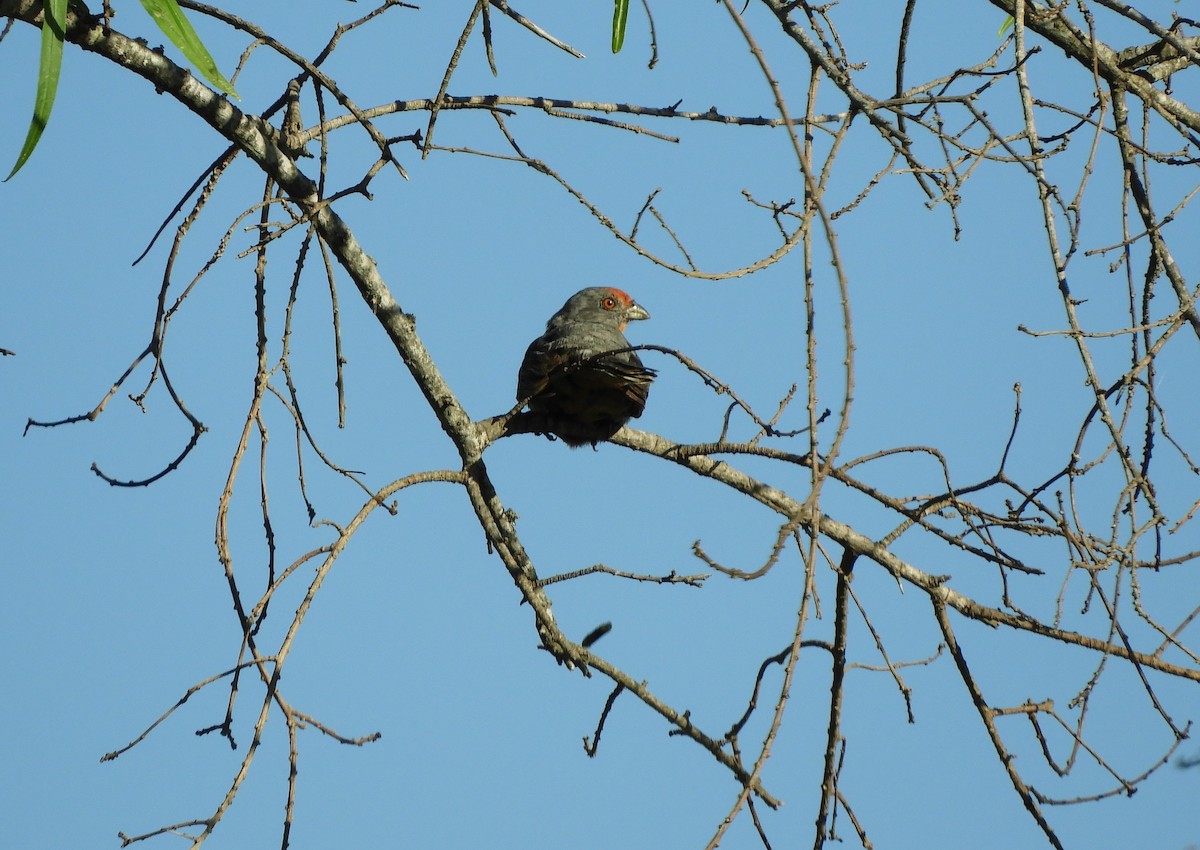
[998,15,1014,37]
[6,0,68,181]
[612,0,629,54]
[139,0,239,99]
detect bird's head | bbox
[550,286,650,331]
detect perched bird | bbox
[516,286,657,447]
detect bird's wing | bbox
[516,337,567,402]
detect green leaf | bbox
[998,15,1014,37]
[6,0,68,181]
[612,0,629,54]
[139,0,239,99]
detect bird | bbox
[516,286,657,447]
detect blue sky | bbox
[3,2,1198,848]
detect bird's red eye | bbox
[602,296,617,309]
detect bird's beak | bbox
[626,302,650,322]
